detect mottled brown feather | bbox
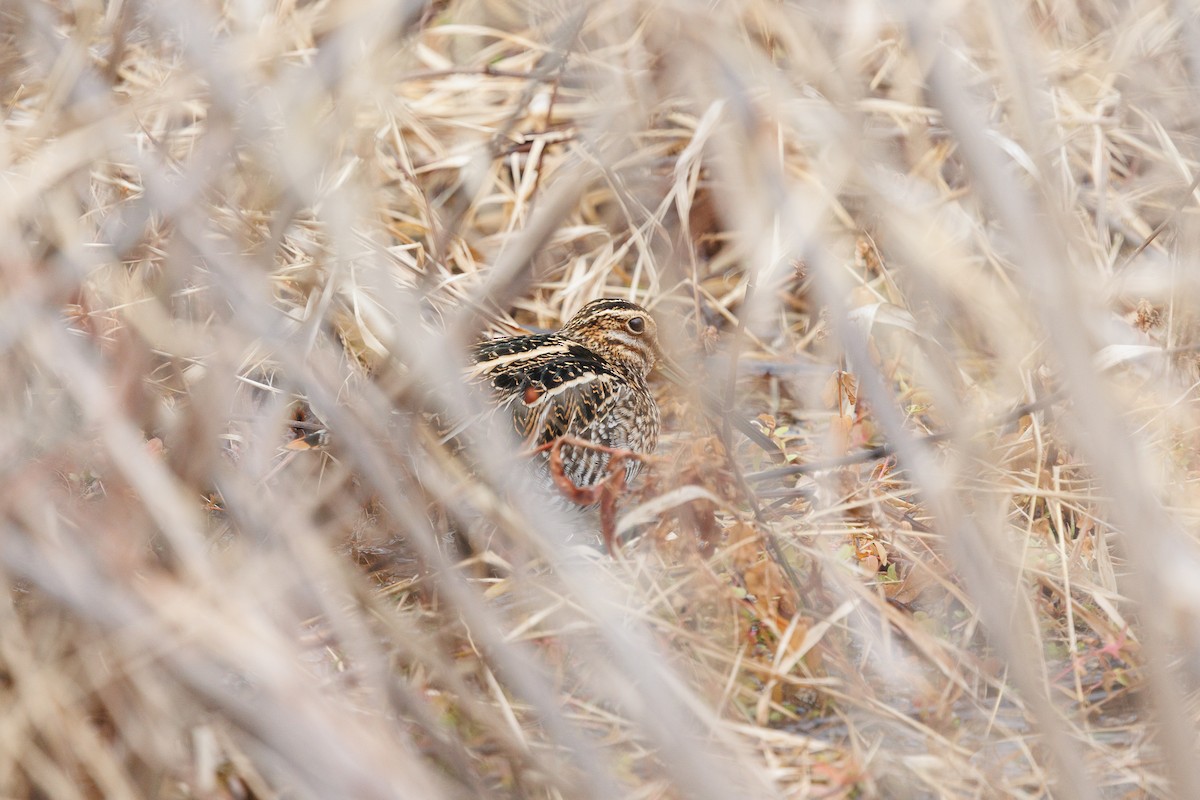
[468,299,661,496]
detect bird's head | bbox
[559,298,659,379]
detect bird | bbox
[466,298,661,519]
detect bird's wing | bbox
[472,343,629,449]
[511,368,626,449]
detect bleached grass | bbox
[1,0,1198,797]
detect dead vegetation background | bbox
[2,0,1200,797]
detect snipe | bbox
[467,298,661,517]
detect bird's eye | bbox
[626,316,646,334]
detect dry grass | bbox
[3,0,1200,797]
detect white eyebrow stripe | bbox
[466,342,571,377]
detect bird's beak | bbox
[655,350,689,387]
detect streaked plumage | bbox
[467,299,661,500]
